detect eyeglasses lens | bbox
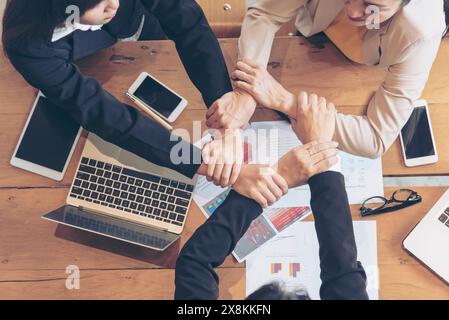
[393,189,415,202]
[363,197,386,211]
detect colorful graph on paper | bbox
[289,263,301,278]
[266,207,310,232]
[202,189,231,215]
[271,263,282,274]
[233,207,311,262]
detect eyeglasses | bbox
[360,189,422,217]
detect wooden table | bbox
[1,37,449,299]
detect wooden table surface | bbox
[1,37,449,299]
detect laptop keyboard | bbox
[69,157,194,227]
[437,207,449,228]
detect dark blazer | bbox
[175,171,369,300]
[6,0,233,179]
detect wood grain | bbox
[196,0,247,38]
[1,187,449,299]
[1,37,449,299]
[1,38,449,189]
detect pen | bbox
[126,92,173,131]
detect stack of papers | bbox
[192,121,383,262]
[246,221,379,300]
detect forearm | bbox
[175,191,262,299]
[332,86,414,159]
[282,92,391,159]
[8,51,202,179]
[239,0,305,66]
[142,0,233,107]
[239,8,280,67]
[308,172,368,300]
[333,33,441,159]
[333,112,387,159]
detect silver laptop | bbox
[403,188,449,284]
[42,133,196,251]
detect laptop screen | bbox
[42,206,179,251]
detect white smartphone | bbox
[128,72,188,123]
[10,92,82,181]
[399,100,438,167]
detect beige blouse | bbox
[239,0,446,158]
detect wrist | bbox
[272,161,294,189]
[235,88,257,107]
[276,90,297,118]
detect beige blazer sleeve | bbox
[238,0,307,66]
[334,35,442,158]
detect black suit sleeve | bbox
[308,171,369,300]
[141,0,233,107]
[7,51,200,178]
[175,191,262,300]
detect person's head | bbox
[246,282,310,300]
[344,0,449,36]
[2,0,120,51]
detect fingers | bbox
[236,61,257,76]
[310,147,338,165]
[266,176,285,201]
[219,163,233,187]
[252,192,269,209]
[259,186,277,207]
[206,160,215,182]
[206,106,220,127]
[241,58,263,69]
[212,163,224,186]
[272,173,289,194]
[307,140,339,155]
[201,144,211,165]
[297,92,330,110]
[309,93,318,107]
[229,163,242,186]
[206,102,219,120]
[318,96,327,108]
[233,80,253,94]
[298,91,308,109]
[232,70,255,85]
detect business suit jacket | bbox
[239,0,446,158]
[175,171,369,300]
[6,0,233,179]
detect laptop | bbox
[42,133,196,251]
[403,188,449,284]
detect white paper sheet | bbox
[245,221,379,300]
[248,121,384,207]
[193,120,384,212]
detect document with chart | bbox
[192,120,383,262]
[194,174,312,262]
[249,121,384,207]
[246,221,379,300]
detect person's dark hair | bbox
[246,282,311,300]
[2,0,103,51]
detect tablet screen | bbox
[133,76,182,118]
[15,96,80,172]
